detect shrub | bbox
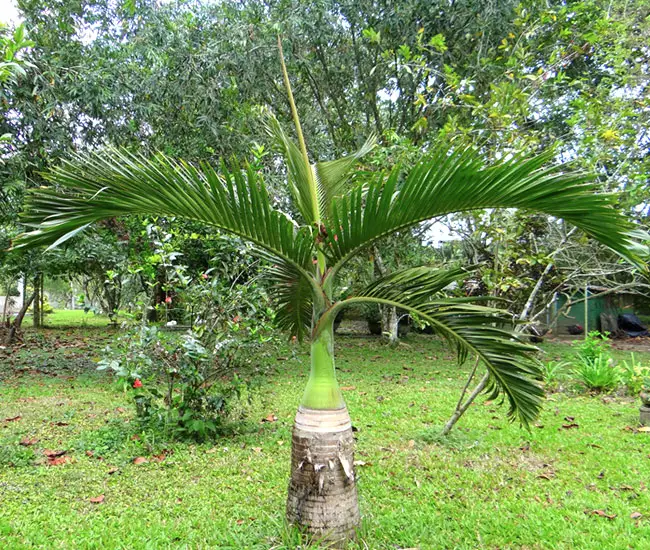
[573,331,610,363]
[574,331,610,360]
[573,352,620,392]
[98,323,271,441]
[619,353,650,395]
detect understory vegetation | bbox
[542,332,650,396]
[2,328,650,549]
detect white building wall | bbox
[0,277,25,317]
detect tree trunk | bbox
[372,246,398,346]
[382,305,399,346]
[286,406,359,544]
[441,370,489,437]
[39,274,45,326]
[286,324,360,544]
[6,291,35,345]
[32,274,41,328]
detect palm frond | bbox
[14,148,317,283]
[333,266,543,426]
[266,113,376,223]
[265,115,317,223]
[314,134,377,218]
[325,147,646,276]
[268,261,313,341]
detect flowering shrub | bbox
[98,321,274,441]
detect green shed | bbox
[552,288,636,335]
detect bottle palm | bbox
[14,55,646,543]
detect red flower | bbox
[133,379,143,389]
[232,315,241,324]
[201,273,209,280]
[165,296,172,305]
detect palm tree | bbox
[14,47,645,544]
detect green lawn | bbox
[1,329,649,549]
[43,309,115,328]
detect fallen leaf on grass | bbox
[561,423,579,430]
[353,460,372,467]
[638,426,650,433]
[631,512,643,519]
[43,449,66,458]
[3,416,21,422]
[86,450,94,457]
[537,473,555,481]
[89,495,104,504]
[587,509,616,519]
[19,437,38,446]
[48,456,71,466]
[151,451,169,462]
[133,456,148,465]
[107,467,119,475]
[52,421,69,427]
[340,386,356,391]
[261,414,277,423]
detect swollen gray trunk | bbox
[286,406,359,544]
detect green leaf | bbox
[325,146,647,277]
[337,266,543,426]
[14,148,317,287]
[266,113,376,223]
[269,261,313,341]
[264,114,317,223]
[314,134,377,220]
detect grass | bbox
[1,329,650,549]
[42,309,115,328]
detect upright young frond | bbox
[314,134,377,219]
[265,115,319,223]
[265,114,376,224]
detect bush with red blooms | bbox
[98,320,278,441]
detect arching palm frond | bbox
[325,147,646,277]
[330,266,543,426]
[13,148,317,284]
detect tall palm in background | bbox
[15,46,645,544]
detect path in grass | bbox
[1,329,649,549]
